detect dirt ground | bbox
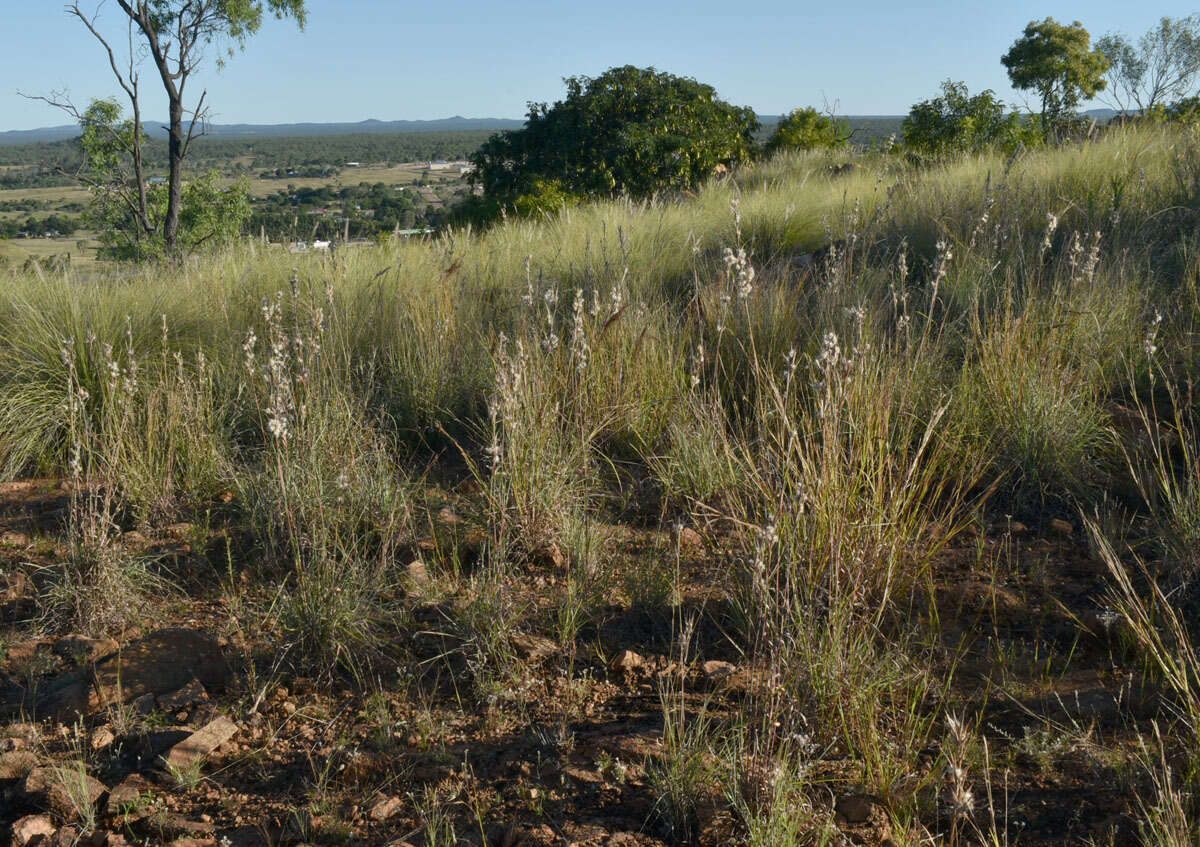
[0,478,1158,846]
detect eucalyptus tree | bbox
[1097,16,1200,113]
[52,1,306,257]
[1002,19,1109,137]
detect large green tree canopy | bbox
[471,66,758,209]
[1001,18,1109,134]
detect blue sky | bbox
[3,1,1199,131]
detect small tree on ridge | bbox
[1002,18,1109,137]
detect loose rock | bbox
[702,660,737,682]
[678,527,703,550]
[11,814,55,846]
[406,560,430,589]
[159,677,209,714]
[90,726,116,752]
[1051,518,1075,538]
[166,716,238,770]
[108,772,156,812]
[612,650,645,674]
[0,749,38,780]
[54,636,119,664]
[50,827,83,847]
[834,793,891,845]
[130,813,213,842]
[369,795,403,821]
[835,793,876,824]
[513,632,559,662]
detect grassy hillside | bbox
[1,125,1199,845]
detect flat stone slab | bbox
[90,629,229,711]
[165,716,238,770]
[26,629,230,722]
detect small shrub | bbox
[903,80,1039,157]
[764,108,849,155]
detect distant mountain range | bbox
[0,116,528,146]
[0,109,1122,147]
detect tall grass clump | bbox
[39,343,161,636]
[667,230,984,832]
[471,271,687,556]
[737,332,967,804]
[338,254,493,442]
[91,319,229,526]
[238,284,414,677]
[1089,519,1200,840]
[1123,373,1200,580]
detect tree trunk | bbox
[165,95,185,256]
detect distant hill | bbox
[0,116,526,146]
[4,114,912,146]
[1,109,1122,149]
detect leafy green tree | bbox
[1097,16,1200,113]
[57,1,305,257]
[902,80,1039,156]
[511,179,581,218]
[471,66,758,211]
[91,170,251,262]
[170,171,251,254]
[81,100,250,260]
[77,98,156,252]
[1002,18,1110,136]
[764,108,849,155]
[1166,95,1200,125]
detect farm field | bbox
[0,130,485,261]
[245,164,467,197]
[2,123,1200,846]
[0,166,468,265]
[0,233,100,269]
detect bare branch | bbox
[66,3,138,104]
[18,91,134,162]
[181,89,209,158]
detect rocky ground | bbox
[0,479,1157,846]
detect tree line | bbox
[0,130,499,189]
[460,16,1200,221]
[247,181,437,242]
[18,2,1200,259]
[0,215,78,239]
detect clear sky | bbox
[3,1,1199,131]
